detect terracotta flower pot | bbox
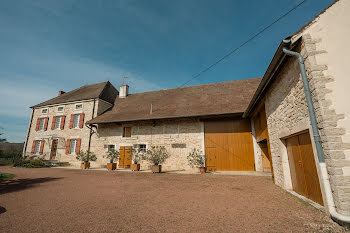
[131,164,140,171]
[81,162,90,169]
[106,163,117,170]
[151,165,162,173]
[199,167,207,173]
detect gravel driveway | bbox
[0,166,346,233]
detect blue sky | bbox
[0,0,334,142]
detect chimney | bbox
[119,84,129,98]
[58,90,65,96]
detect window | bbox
[41,108,48,114]
[69,139,77,154]
[38,118,45,131]
[107,145,115,152]
[73,114,81,128]
[54,116,62,129]
[139,144,146,153]
[75,103,83,110]
[34,140,41,154]
[123,127,131,137]
[57,106,64,112]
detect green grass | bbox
[0,172,14,181]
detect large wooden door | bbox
[50,139,58,160]
[119,146,132,168]
[204,119,255,171]
[286,132,323,205]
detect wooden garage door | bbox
[204,119,255,171]
[286,132,323,205]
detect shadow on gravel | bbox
[0,177,63,195]
[0,206,6,214]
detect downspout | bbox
[87,99,96,152]
[23,107,34,157]
[282,39,350,224]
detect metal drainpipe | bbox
[282,39,350,224]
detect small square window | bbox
[75,104,83,110]
[41,108,48,114]
[107,145,115,152]
[38,118,45,131]
[57,106,64,112]
[123,127,131,137]
[139,144,146,153]
[73,114,81,128]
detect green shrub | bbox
[14,157,51,168]
[187,148,207,168]
[0,172,14,181]
[145,146,170,165]
[76,150,97,163]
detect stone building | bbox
[244,0,350,222]
[23,0,350,224]
[23,81,118,167]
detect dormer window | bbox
[41,108,48,114]
[57,106,64,113]
[75,103,83,110]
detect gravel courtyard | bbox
[0,167,346,233]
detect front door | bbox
[119,146,132,168]
[50,139,58,160]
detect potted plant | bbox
[76,150,97,169]
[145,146,170,173]
[128,148,143,171]
[104,149,120,170]
[187,148,207,173]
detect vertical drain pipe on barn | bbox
[282,39,350,225]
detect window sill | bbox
[122,137,137,140]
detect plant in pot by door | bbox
[187,148,207,173]
[145,146,170,173]
[104,149,120,170]
[76,150,97,169]
[128,148,143,171]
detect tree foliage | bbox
[76,150,97,162]
[145,146,170,165]
[187,148,207,168]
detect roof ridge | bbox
[128,77,261,96]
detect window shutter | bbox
[66,139,71,154]
[35,118,40,131]
[79,113,85,128]
[39,140,45,154]
[69,114,74,129]
[61,115,66,130]
[31,141,36,154]
[51,116,56,130]
[76,139,81,154]
[44,117,49,131]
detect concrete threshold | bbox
[52,166,272,176]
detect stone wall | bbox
[89,118,204,171]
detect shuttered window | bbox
[34,140,41,154]
[69,139,77,154]
[123,127,131,137]
[54,116,62,129]
[72,114,80,128]
[38,118,45,131]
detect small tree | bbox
[145,146,170,165]
[187,148,207,168]
[76,150,97,163]
[104,149,120,163]
[127,147,144,164]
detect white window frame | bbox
[41,108,48,114]
[134,144,147,153]
[105,144,116,152]
[72,114,81,129]
[74,103,83,111]
[69,139,78,155]
[34,140,42,155]
[38,117,45,131]
[57,106,64,113]
[54,116,62,130]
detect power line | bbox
[178,0,307,88]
